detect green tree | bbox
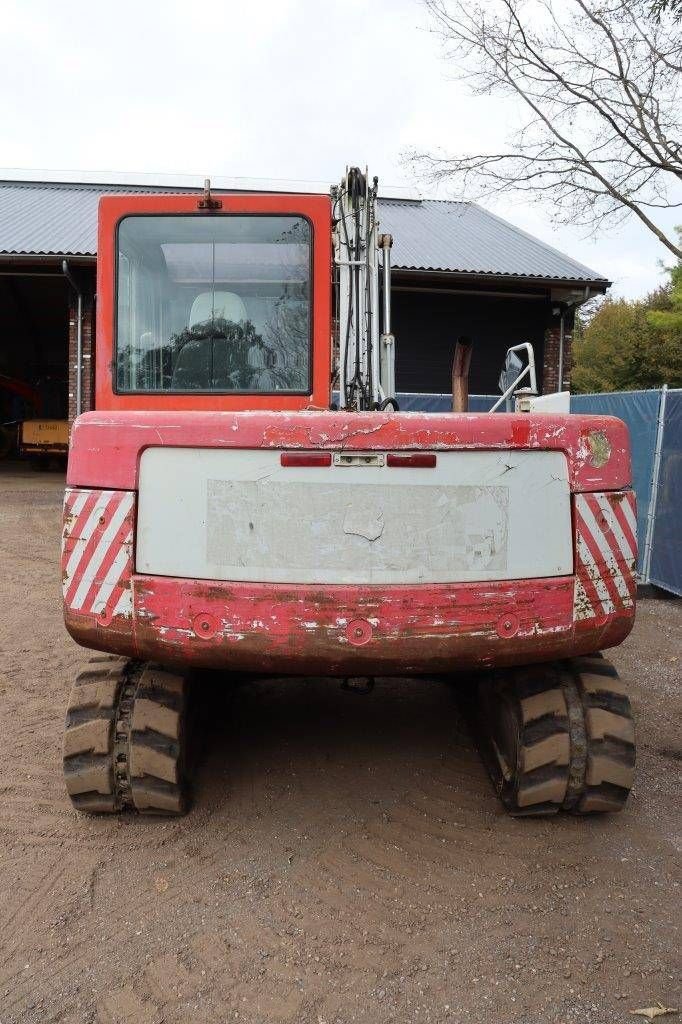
[572,263,682,392]
[648,264,682,331]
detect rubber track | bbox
[567,655,635,814]
[130,665,187,815]
[475,655,635,817]
[63,659,188,816]
[63,655,126,813]
[477,665,571,816]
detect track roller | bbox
[475,654,635,817]
[63,656,189,815]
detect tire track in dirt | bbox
[162,755,504,1018]
[0,853,68,946]
[2,468,681,1024]
[4,746,496,1021]
[0,852,75,998]
[2,820,291,1020]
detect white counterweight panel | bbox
[136,447,572,585]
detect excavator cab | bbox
[102,192,329,411]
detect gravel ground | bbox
[0,463,679,1024]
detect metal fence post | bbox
[641,385,668,583]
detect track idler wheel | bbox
[475,654,635,816]
[63,656,189,815]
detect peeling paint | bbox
[135,449,572,585]
[62,412,635,674]
[586,430,612,469]
[343,507,384,542]
[65,565,631,675]
[66,410,631,495]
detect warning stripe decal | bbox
[62,487,636,627]
[573,491,637,621]
[62,488,134,621]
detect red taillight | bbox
[280,452,332,467]
[387,453,437,468]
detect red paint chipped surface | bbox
[67,409,631,493]
[63,410,636,673]
[65,565,634,675]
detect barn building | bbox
[0,174,610,425]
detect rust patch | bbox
[124,573,583,675]
[586,430,611,469]
[574,589,593,619]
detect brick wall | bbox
[542,308,575,394]
[67,286,95,423]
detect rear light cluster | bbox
[386,453,437,468]
[280,452,332,467]
[280,452,437,468]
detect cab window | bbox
[115,214,311,393]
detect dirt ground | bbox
[0,463,680,1024]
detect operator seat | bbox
[188,291,247,330]
[171,291,248,390]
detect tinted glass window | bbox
[116,215,311,393]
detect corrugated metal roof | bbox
[0,180,186,257]
[0,179,608,284]
[380,199,607,283]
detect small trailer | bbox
[19,417,69,464]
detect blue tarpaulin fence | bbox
[395,392,497,413]
[394,388,681,596]
[648,389,682,596]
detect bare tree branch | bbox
[410,0,682,259]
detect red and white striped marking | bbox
[62,488,134,621]
[574,491,637,621]
[62,485,636,628]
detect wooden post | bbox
[451,337,472,412]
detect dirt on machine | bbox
[60,168,637,818]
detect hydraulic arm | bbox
[333,168,396,410]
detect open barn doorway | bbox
[0,271,69,464]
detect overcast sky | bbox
[1,0,679,298]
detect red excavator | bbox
[61,170,636,817]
